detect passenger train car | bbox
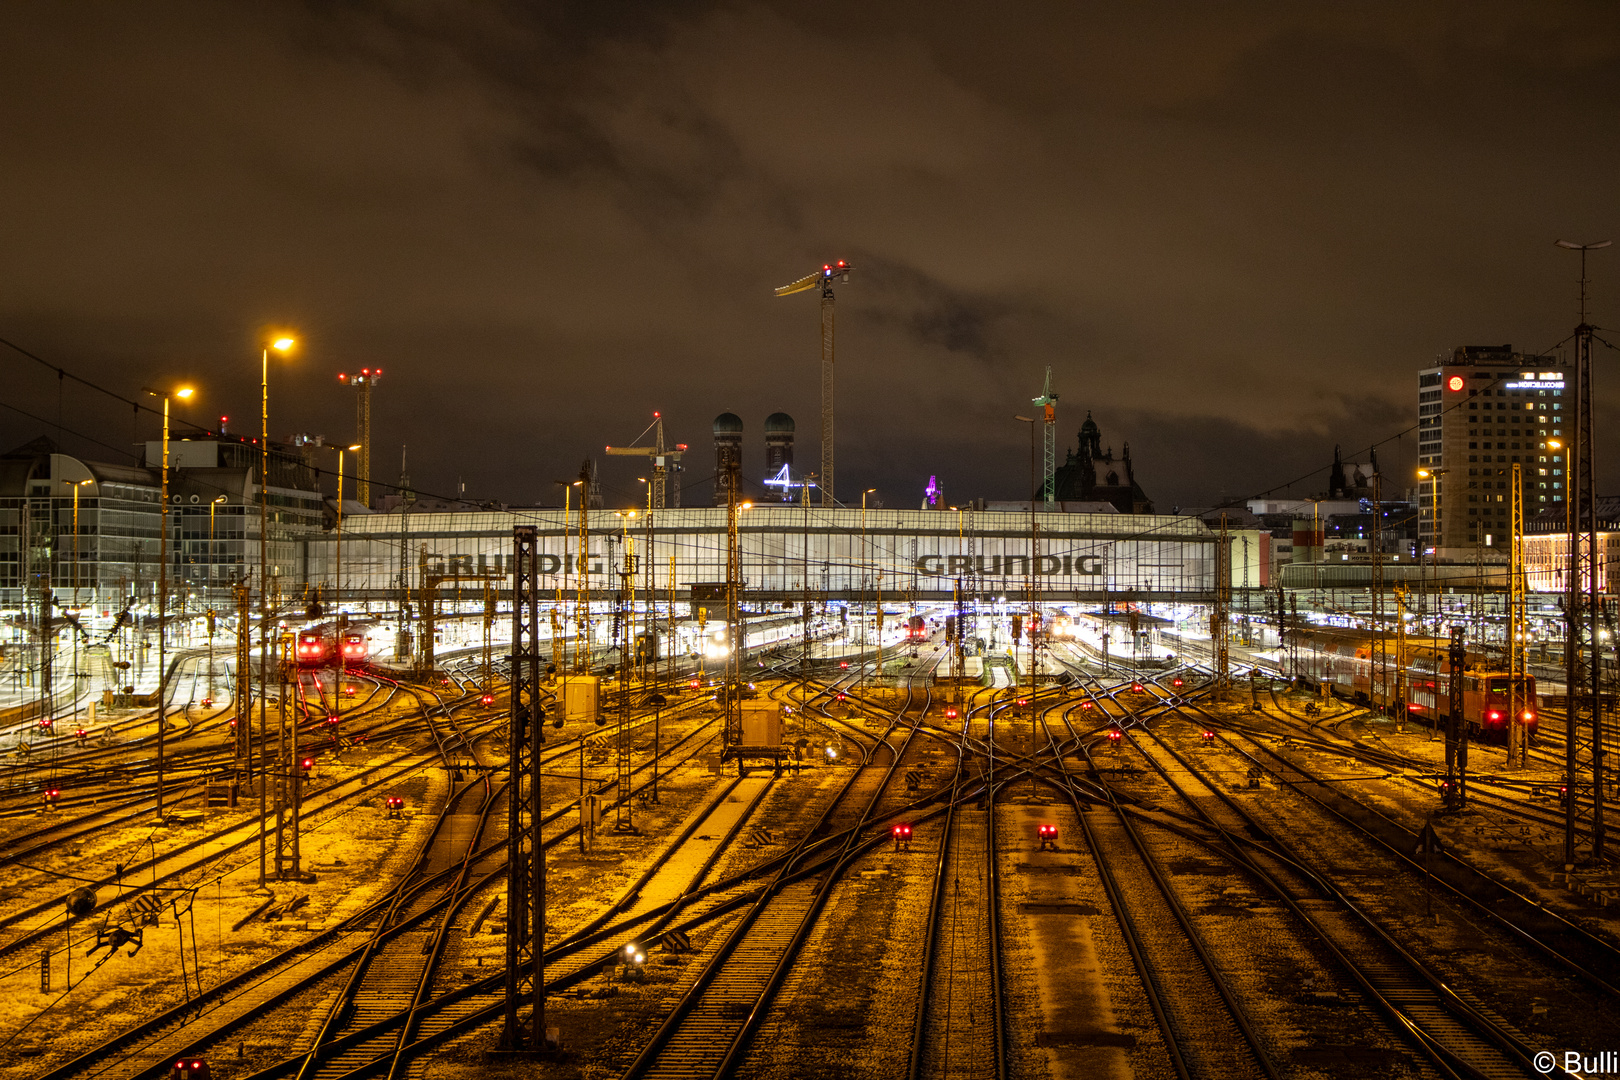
[1293,626,1537,742]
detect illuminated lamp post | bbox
[258,333,295,887]
[142,383,195,823]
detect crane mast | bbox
[1032,366,1058,510]
[337,368,380,508]
[606,412,685,509]
[776,261,852,507]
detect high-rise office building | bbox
[1416,345,1568,554]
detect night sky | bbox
[3,2,1619,512]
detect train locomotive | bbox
[1292,626,1537,742]
[295,622,373,668]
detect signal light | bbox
[1037,823,1058,850]
[1107,729,1122,743]
[1522,711,1535,722]
[1487,710,1503,723]
[481,693,495,706]
[945,708,959,720]
[840,661,849,669]
[75,727,88,742]
[892,823,912,849]
[1131,682,1144,693]
[40,718,52,731]
[300,758,315,773]
[689,678,700,689]
[1016,698,1028,708]
[1172,677,1183,688]
[1201,730,1215,743]
[43,788,60,808]
[385,795,405,818]
[1080,700,1094,710]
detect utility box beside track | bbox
[739,700,782,749]
[562,676,600,725]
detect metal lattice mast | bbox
[337,369,379,508]
[617,534,635,829]
[820,288,835,507]
[724,459,743,752]
[1033,367,1058,509]
[575,465,591,674]
[502,526,545,1052]
[1213,515,1231,691]
[1508,463,1528,768]
[234,583,252,773]
[774,261,852,507]
[1556,238,1610,864]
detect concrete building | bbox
[1523,496,1620,593]
[0,434,324,613]
[1417,345,1568,556]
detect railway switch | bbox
[1037,823,1058,851]
[892,823,912,850]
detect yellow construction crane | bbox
[606,412,685,509]
[775,260,851,506]
[337,367,380,508]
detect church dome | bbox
[713,412,744,435]
[764,412,795,433]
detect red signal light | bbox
[1132,683,1144,693]
[1080,700,1094,709]
[892,824,912,838]
[945,708,959,720]
[1447,375,1465,391]
[1201,730,1215,742]
[689,678,700,689]
[839,661,849,669]
[300,758,315,771]
[1172,678,1183,687]
[481,694,495,706]
[1107,729,1122,741]
[1487,710,1502,722]
[1016,698,1028,707]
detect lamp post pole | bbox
[258,336,294,887]
[143,385,193,822]
[860,489,876,695]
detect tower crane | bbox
[1033,366,1058,509]
[337,368,380,508]
[775,260,851,506]
[606,412,686,508]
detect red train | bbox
[295,624,372,668]
[1293,626,1537,742]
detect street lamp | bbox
[1417,466,1447,634]
[258,333,295,886]
[142,384,194,823]
[68,479,93,605]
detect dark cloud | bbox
[2,1,1619,512]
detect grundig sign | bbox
[914,555,1104,576]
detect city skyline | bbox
[2,4,1619,512]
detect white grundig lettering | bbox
[914,555,1103,576]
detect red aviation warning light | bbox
[1037,823,1058,850]
[1447,375,1465,391]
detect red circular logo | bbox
[1447,375,1465,391]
